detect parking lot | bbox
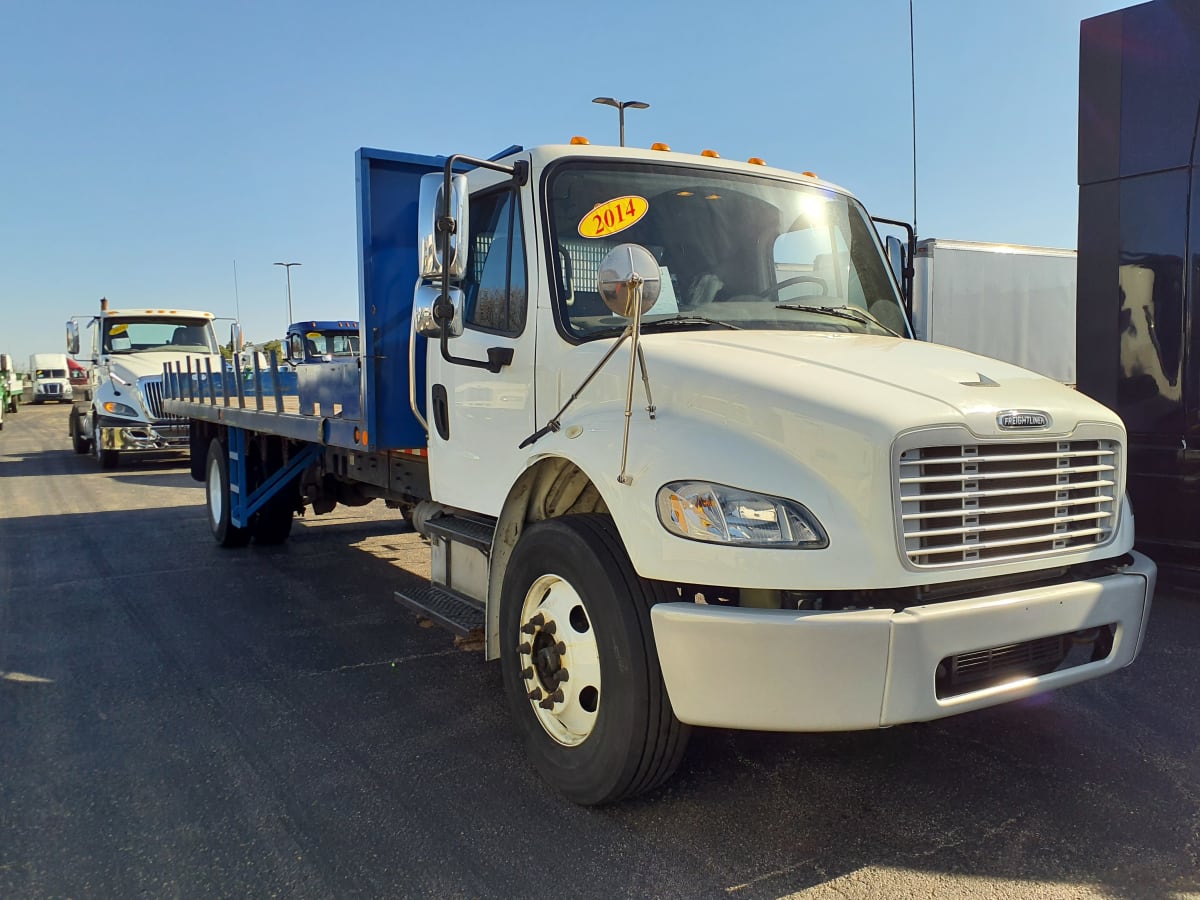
[2,402,1198,899]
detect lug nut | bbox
[518,642,531,654]
[543,620,556,635]
[554,670,569,683]
[538,696,556,709]
[549,689,564,703]
[556,642,566,655]
[522,667,534,679]
[528,688,543,700]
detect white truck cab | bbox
[67,298,223,468]
[29,353,72,404]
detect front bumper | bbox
[98,422,189,452]
[650,551,1156,731]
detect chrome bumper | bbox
[99,422,189,452]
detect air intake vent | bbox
[139,377,181,422]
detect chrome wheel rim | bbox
[517,574,602,747]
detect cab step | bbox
[393,584,485,637]
[422,514,495,555]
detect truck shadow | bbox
[1,503,1195,899]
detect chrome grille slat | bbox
[906,481,1116,504]
[896,438,1120,568]
[905,510,1111,540]
[899,448,1116,467]
[899,463,1115,485]
[902,494,1117,521]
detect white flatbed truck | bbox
[162,141,1155,805]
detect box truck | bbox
[910,239,1077,386]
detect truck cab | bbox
[67,300,223,468]
[283,320,359,365]
[29,353,72,404]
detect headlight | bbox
[102,401,139,417]
[656,481,828,548]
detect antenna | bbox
[909,0,918,234]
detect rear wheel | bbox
[206,437,251,547]
[499,514,689,805]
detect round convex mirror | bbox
[597,244,661,317]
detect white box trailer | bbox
[911,239,1077,385]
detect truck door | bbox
[426,171,535,514]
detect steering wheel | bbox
[771,275,828,297]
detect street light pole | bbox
[592,97,650,147]
[273,261,301,324]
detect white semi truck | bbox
[29,353,73,404]
[66,298,224,468]
[161,141,1155,805]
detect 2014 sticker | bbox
[578,195,648,238]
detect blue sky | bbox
[0,0,1128,365]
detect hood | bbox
[107,351,223,384]
[628,331,1116,439]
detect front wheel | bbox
[70,409,91,454]
[93,418,119,469]
[206,438,251,547]
[499,514,689,805]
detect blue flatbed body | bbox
[163,147,450,450]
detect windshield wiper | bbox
[775,303,902,337]
[640,315,742,331]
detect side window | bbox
[463,189,527,335]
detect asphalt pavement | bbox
[2,403,1198,899]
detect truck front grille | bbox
[897,439,1119,568]
[140,378,181,422]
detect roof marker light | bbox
[651,142,671,152]
[677,191,694,197]
[570,135,590,145]
[701,149,720,158]
[802,171,819,178]
[747,157,766,165]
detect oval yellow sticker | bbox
[577,195,648,239]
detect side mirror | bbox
[597,244,662,316]
[418,172,469,281]
[230,322,244,353]
[413,284,464,338]
[66,321,80,355]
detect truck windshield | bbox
[306,332,359,358]
[546,161,909,340]
[102,319,217,354]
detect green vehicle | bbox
[0,353,18,429]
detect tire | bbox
[206,438,251,547]
[70,409,91,454]
[252,487,295,545]
[499,514,689,805]
[92,417,119,469]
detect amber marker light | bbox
[701,149,720,158]
[651,142,671,151]
[747,157,766,165]
[570,135,590,145]
[802,171,819,178]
